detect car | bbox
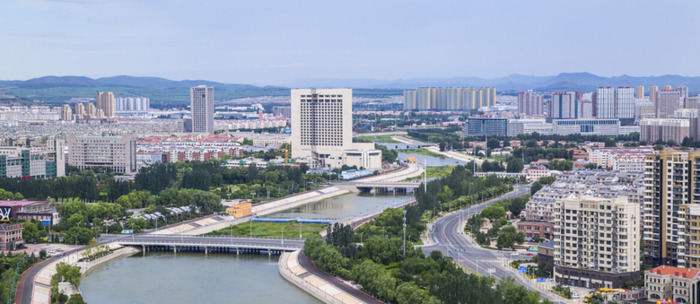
[56,248,64,252]
[511,252,520,256]
[572,293,580,298]
[525,253,534,256]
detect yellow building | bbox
[226,202,252,218]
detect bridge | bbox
[116,234,305,256]
[342,180,422,193]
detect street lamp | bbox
[75,234,79,246]
[299,221,302,239]
[281,227,286,247]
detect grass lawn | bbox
[406,165,454,181]
[487,155,507,162]
[354,134,401,143]
[399,148,446,159]
[206,221,328,238]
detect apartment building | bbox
[403,87,496,111]
[67,134,136,174]
[517,90,545,116]
[643,151,700,267]
[553,196,640,288]
[588,147,654,172]
[640,119,690,144]
[96,91,115,118]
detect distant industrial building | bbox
[465,117,509,136]
[191,86,214,134]
[273,106,292,119]
[115,97,150,117]
[0,139,65,178]
[67,134,136,174]
[403,87,496,111]
[551,119,620,136]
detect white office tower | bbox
[291,88,381,169]
[615,86,635,123]
[190,86,214,134]
[595,87,615,119]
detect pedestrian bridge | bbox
[117,235,304,256]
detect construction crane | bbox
[277,143,291,165]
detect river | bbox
[81,192,413,303]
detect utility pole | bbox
[424,159,427,192]
[403,210,407,256]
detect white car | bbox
[571,293,580,299]
[511,252,519,256]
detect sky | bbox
[1,0,699,85]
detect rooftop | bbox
[649,266,700,278]
[0,200,50,207]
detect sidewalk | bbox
[279,250,371,304]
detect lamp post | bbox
[75,234,79,246]
[299,221,302,239]
[281,227,286,248]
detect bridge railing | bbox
[143,234,307,241]
[118,240,303,249]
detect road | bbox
[107,234,306,250]
[297,251,382,304]
[18,247,83,304]
[421,185,573,304]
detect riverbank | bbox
[279,250,373,304]
[27,244,141,304]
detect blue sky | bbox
[1,0,698,85]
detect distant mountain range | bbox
[1,73,699,105]
[287,72,700,93]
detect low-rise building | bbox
[0,223,24,251]
[226,202,252,218]
[645,266,700,304]
[0,200,61,226]
[588,147,654,173]
[551,119,621,136]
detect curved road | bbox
[18,247,83,304]
[421,185,573,304]
[297,251,382,304]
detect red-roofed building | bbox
[645,265,700,303]
[0,200,60,226]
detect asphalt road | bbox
[297,251,382,304]
[18,247,83,304]
[421,185,573,304]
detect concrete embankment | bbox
[279,250,366,304]
[78,245,141,276]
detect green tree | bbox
[66,294,87,304]
[487,138,500,149]
[23,222,40,243]
[496,226,525,249]
[481,205,506,220]
[506,158,523,173]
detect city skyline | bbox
[2,0,699,85]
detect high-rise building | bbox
[60,104,72,121]
[0,139,65,179]
[291,88,380,169]
[650,85,659,109]
[678,85,689,100]
[465,117,509,136]
[292,88,352,167]
[549,91,580,121]
[96,92,115,117]
[657,89,684,119]
[635,86,645,99]
[616,86,636,123]
[85,103,96,117]
[74,103,86,119]
[594,87,616,119]
[643,151,700,267]
[663,85,673,91]
[553,196,640,288]
[190,86,214,134]
[272,106,292,119]
[67,134,136,174]
[115,97,150,112]
[517,90,545,116]
[403,87,495,111]
[639,119,690,144]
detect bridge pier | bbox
[173,246,177,254]
[205,247,208,255]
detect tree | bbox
[66,294,87,304]
[396,282,425,304]
[487,138,501,150]
[439,141,447,152]
[604,138,617,147]
[481,205,506,220]
[497,226,525,249]
[23,222,40,243]
[506,158,523,173]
